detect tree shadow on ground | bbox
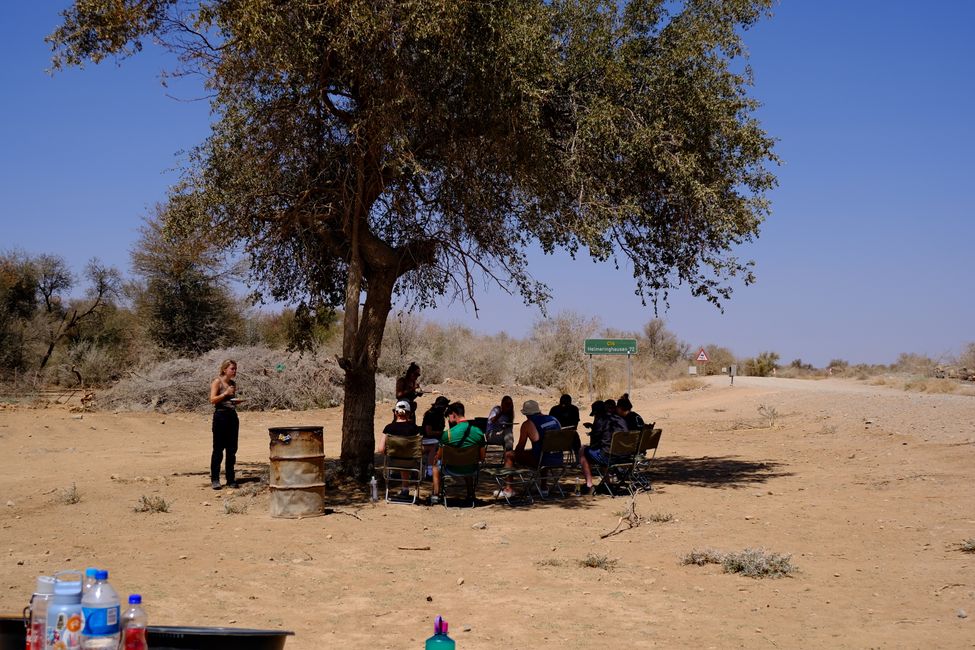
[650,455,791,489]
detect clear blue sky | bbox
[2,2,973,367]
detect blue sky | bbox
[1,2,973,367]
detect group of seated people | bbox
[376,391,647,503]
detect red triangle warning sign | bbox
[696,348,710,363]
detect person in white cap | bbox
[496,399,562,498]
[377,400,421,497]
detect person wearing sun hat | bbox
[377,400,421,497]
[495,399,562,499]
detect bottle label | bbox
[123,628,147,650]
[82,605,119,635]
[48,611,84,649]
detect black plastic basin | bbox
[0,616,24,650]
[0,617,293,650]
[148,625,294,650]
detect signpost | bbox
[584,338,638,401]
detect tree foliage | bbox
[131,202,242,356]
[49,0,778,476]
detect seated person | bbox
[431,402,485,504]
[549,394,580,429]
[485,395,515,450]
[377,401,421,496]
[616,394,645,431]
[497,400,563,498]
[420,395,450,478]
[578,400,628,494]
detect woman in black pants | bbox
[209,359,239,489]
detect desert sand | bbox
[2,376,974,648]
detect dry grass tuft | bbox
[757,404,779,428]
[536,558,564,567]
[56,483,81,505]
[223,500,248,515]
[680,548,724,566]
[134,495,170,513]
[721,548,796,578]
[671,377,705,392]
[647,512,674,523]
[578,553,618,570]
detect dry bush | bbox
[671,377,704,392]
[904,378,957,394]
[101,345,352,412]
[757,404,779,428]
[680,548,724,566]
[647,512,674,523]
[721,548,796,578]
[893,353,937,376]
[134,495,170,513]
[578,553,617,570]
[56,483,81,505]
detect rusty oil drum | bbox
[268,426,325,518]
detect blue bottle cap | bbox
[95,570,109,580]
[129,594,142,604]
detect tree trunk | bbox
[339,269,396,480]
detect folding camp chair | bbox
[529,426,578,499]
[482,419,514,468]
[439,444,482,508]
[630,426,662,492]
[380,435,424,504]
[591,430,640,497]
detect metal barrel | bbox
[268,426,325,518]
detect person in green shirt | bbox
[431,402,485,504]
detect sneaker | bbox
[397,489,411,499]
[579,485,593,496]
[493,488,514,499]
[211,481,222,490]
[430,495,441,505]
[227,482,240,489]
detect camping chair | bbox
[439,444,482,508]
[380,434,424,504]
[630,426,662,492]
[529,426,578,499]
[591,430,641,497]
[481,418,514,468]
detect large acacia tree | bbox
[50,0,777,478]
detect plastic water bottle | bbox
[80,570,119,649]
[369,475,378,502]
[26,575,54,650]
[119,595,148,650]
[82,568,98,595]
[424,616,455,649]
[45,571,84,650]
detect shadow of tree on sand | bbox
[651,455,791,488]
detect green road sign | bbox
[584,338,638,355]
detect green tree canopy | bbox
[50,0,777,477]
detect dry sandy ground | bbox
[2,376,974,648]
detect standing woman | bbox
[209,359,240,490]
[395,362,423,421]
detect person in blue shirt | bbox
[496,399,562,499]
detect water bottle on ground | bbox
[45,571,84,650]
[80,570,119,649]
[82,568,98,595]
[119,595,148,650]
[369,475,379,501]
[26,575,54,650]
[424,616,455,649]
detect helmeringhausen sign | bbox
[584,338,638,355]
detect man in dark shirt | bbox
[548,394,580,429]
[578,400,628,494]
[616,394,645,431]
[420,396,450,479]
